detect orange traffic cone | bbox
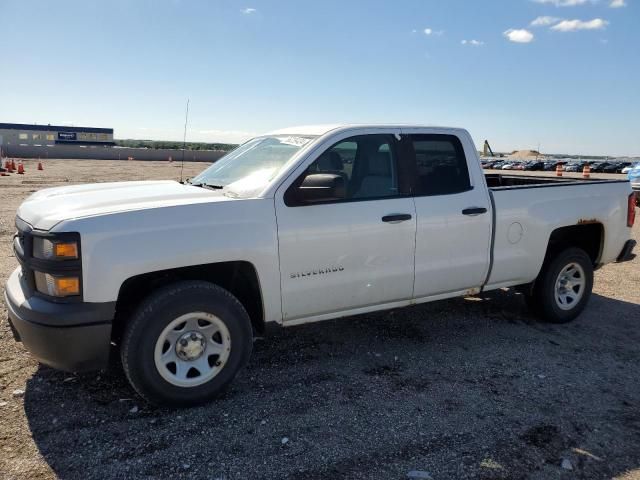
[37,161,43,171]
[17,162,25,174]
[582,164,590,179]
[3,159,9,170]
[11,159,16,171]
[556,164,563,177]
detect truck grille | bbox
[15,230,26,253]
[13,220,36,293]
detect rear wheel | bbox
[121,281,253,406]
[525,247,593,323]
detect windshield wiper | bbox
[189,181,225,190]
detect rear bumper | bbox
[616,240,636,263]
[4,267,115,372]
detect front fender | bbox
[54,199,282,323]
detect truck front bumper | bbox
[4,267,115,372]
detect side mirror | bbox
[297,173,346,203]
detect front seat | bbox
[353,152,393,198]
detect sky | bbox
[1,0,638,156]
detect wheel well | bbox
[546,223,604,265]
[112,261,264,343]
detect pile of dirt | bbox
[507,150,546,160]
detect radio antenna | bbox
[180,98,190,183]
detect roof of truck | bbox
[267,124,466,137]
[267,124,345,136]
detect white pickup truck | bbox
[5,125,637,406]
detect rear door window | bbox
[407,134,472,196]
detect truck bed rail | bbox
[486,173,629,191]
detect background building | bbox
[0,122,114,147]
[0,122,225,162]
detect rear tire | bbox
[120,281,253,407]
[525,247,593,324]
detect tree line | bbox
[115,139,238,151]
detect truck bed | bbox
[483,173,632,291]
[485,173,629,190]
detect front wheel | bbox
[120,281,253,406]
[525,247,594,323]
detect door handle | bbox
[462,207,488,216]
[382,214,412,223]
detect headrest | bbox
[368,152,391,176]
[316,151,343,171]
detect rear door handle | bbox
[462,207,488,216]
[382,214,412,223]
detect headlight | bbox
[33,238,79,260]
[34,272,80,297]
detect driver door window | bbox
[290,134,401,204]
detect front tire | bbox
[120,281,253,407]
[525,247,594,323]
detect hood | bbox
[18,180,233,231]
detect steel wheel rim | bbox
[154,312,231,388]
[554,262,586,311]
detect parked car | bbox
[590,162,611,173]
[565,162,587,173]
[5,124,637,406]
[622,164,637,174]
[615,162,632,173]
[502,162,520,170]
[603,163,625,173]
[543,161,560,171]
[523,161,545,171]
[481,161,496,169]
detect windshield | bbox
[190,135,317,197]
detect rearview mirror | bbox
[297,173,346,203]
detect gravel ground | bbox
[0,160,639,480]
